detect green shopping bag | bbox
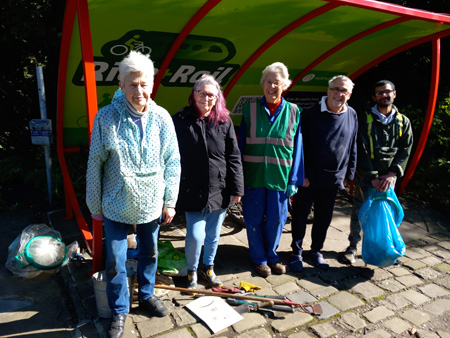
[158,241,188,276]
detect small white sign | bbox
[185,296,243,333]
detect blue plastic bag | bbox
[359,186,405,267]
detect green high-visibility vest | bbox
[242,100,300,191]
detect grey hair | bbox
[118,51,154,84]
[328,75,355,93]
[260,62,292,90]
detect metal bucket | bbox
[92,270,134,318]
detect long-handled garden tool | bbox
[155,284,323,315]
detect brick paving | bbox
[65,197,450,337]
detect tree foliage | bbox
[0,0,63,155]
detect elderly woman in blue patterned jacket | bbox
[86,51,181,338]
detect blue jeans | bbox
[104,217,160,315]
[242,187,288,265]
[185,207,226,271]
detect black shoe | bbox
[108,313,126,338]
[312,251,329,270]
[139,295,168,317]
[340,246,357,265]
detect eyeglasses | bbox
[196,90,217,100]
[375,89,395,96]
[329,87,350,95]
[264,80,282,87]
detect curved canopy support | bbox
[399,38,441,195]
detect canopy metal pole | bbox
[399,38,441,195]
[36,66,53,207]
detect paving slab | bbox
[404,247,430,259]
[338,312,367,332]
[435,276,450,289]
[395,274,424,287]
[315,301,340,320]
[362,305,394,323]
[376,278,406,292]
[327,291,364,311]
[273,281,301,295]
[349,281,385,301]
[432,250,450,260]
[433,263,450,273]
[380,293,411,310]
[190,322,215,338]
[270,312,314,333]
[388,267,411,277]
[403,259,427,270]
[422,299,450,316]
[362,329,391,338]
[418,284,450,298]
[414,329,441,338]
[135,315,174,337]
[237,327,273,338]
[414,267,442,280]
[288,332,314,338]
[310,322,337,338]
[436,330,450,338]
[171,307,197,327]
[287,291,317,304]
[158,328,193,338]
[362,268,392,281]
[420,256,443,266]
[400,308,431,326]
[383,317,411,334]
[232,312,267,333]
[398,289,430,305]
[437,241,450,250]
[265,273,299,287]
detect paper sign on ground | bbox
[185,296,243,333]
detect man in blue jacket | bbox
[290,75,358,271]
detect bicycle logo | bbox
[109,34,152,56]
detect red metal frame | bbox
[399,38,441,195]
[328,0,450,22]
[223,2,340,98]
[286,17,410,92]
[152,0,221,98]
[57,0,101,274]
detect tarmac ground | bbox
[1,193,450,338]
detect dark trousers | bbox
[290,186,338,255]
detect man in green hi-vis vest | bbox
[238,62,304,278]
[340,80,413,265]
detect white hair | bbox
[118,51,154,84]
[260,62,292,90]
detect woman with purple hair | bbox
[172,74,244,290]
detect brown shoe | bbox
[268,262,286,275]
[254,264,271,277]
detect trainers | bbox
[187,270,198,290]
[201,265,223,287]
[108,313,126,338]
[289,255,304,272]
[268,262,286,275]
[254,263,271,277]
[312,251,329,270]
[341,246,357,265]
[139,295,168,317]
